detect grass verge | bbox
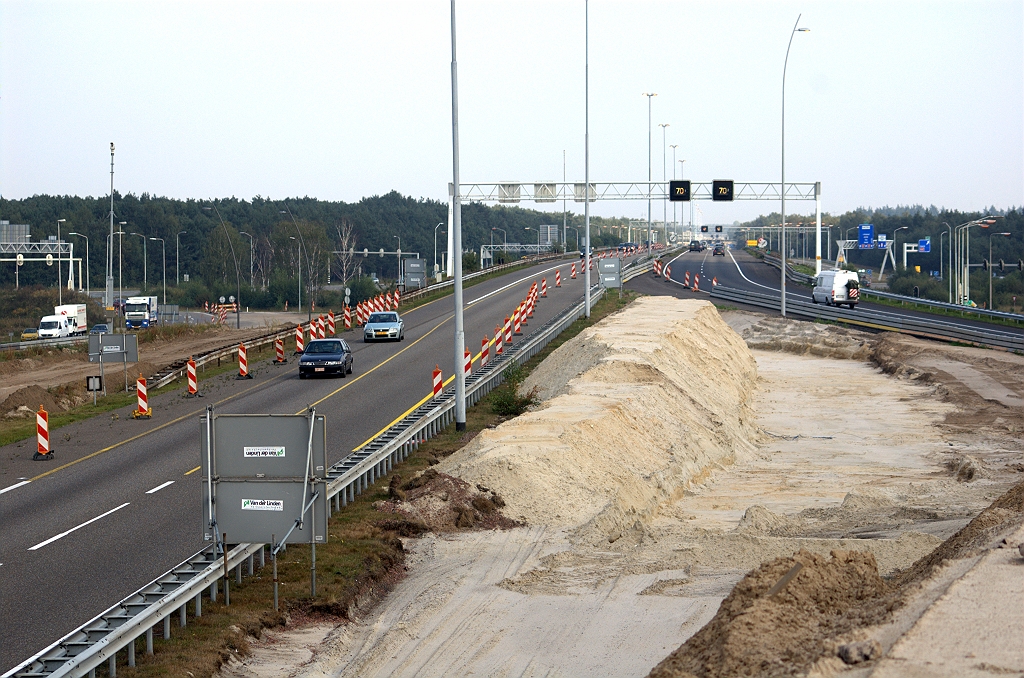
[100,288,637,678]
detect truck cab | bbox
[124,296,159,329]
[38,315,71,339]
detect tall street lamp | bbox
[176,231,187,286]
[203,206,242,329]
[289,236,301,311]
[642,92,657,252]
[524,226,541,248]
[68,232,89,298]
[280,209,311,323]
[679,159,688,235]
[149,237,166,305]
[669,144,678,235]
[130,232,148,293]
[109,228,125,327]
[118,222,126,309]
[659,123,669,242]
[941,222,953,302]
[780,15,809,317]
[56,219,66,305]
[434,222,445,277]
[989,232,1011,310]
[567,226,580,253]
[893,226,908,269]
[394,235,402,286]
[239,231,254,290]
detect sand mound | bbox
[0,385,65,416]
[438,297,759,543]
[648,549,892,678]
[374,470,520,533]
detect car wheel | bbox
[848,303,856,309]
[363,337,369,343]
[299,373,306,379]
[347,363,353,375]
[811,295,818,304]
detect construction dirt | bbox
[0,321,292,412]
[220,298,1024,678]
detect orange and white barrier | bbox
[683,271,691,288]
[541,278,547,297]
[187,356,200,395]
[432,365,443,397]
[513,305,523,335]
[386,292,393,310]
[481,335,490,367]
[504,316,513,346]
[571,262,577,279]
[654,260,663,276]
[237,343,253,379]
[712,276,718,287]
[394,289,401,306]
[495,325,503,355]
[344,306,352,329]
[34,405,52,460]
[274,339,287,365]
[693,274,700,292]
[664,264,671,280]
[295,324,305,353]
[132,374,152,418]
[321,316,328,339]
[555,269,562,287]
[328,311,336,335]
[464,347,472,375]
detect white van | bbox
[811,270,860,308]
[38,314,72,339]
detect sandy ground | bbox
[219,301,1024,678]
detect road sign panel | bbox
[858,224,875,249]
[669,180,691,202]
[712,180,734,201]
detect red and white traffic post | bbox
[504,315,513,346]
[432,365,443,396]
[237,343,252,379]
[541,278,547,297]
[34,405,52,460]
[186,356,201,396]
[494,325,503,355]
[274,338,287,365]
[132,374,152,419]
[481,335,490,367]
[664,265,672,280]
[464,347,472,375]
[328,310,336,335]
[693,274,700,292]
[344,306,352,330]
[295,324,305,354]
[555,269,562,287]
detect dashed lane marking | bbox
[145,480,175,494]
[28,502,131,551]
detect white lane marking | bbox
[466,261,575,308]
[28,502,131,551]
[727,248,778,292]
[0,480,31,495]
[145,480,175,494]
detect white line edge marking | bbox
[0,480,31,495]
[28,502,131,551]
[145,480,175,494]
[727,248,778,293]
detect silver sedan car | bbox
[363,311,405,342]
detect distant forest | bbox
[740,205,1024,310]
[0,192,630,309]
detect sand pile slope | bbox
[438,297,759,543]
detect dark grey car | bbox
[298,339,354,378]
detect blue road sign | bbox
[858,224,875,249]
[918,238,931,253]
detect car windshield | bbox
[124,303,148,313]
[305,341,343,354]
[368,313,397,324]
[39,321,59,330]
[25,328,36,333]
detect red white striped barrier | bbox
[571,262,577,279]
[541,278,547,297]
[684,271,691,287]
[432,365,443,396]
[555,269,561,287]
[513,305,523,335]
[664,264,672,280]
[712,276,718,287]
[386,292,393,310]
[187,356,200,395]
[34,405,52,460]
[132,374,152,418]
[328,311,336,335]
[274,339,287,365]
[481,335,490,367]
[527,293,535,319]
[203,301,209,312]
[495,325,503,355]
[693,274,700,292]
[504,316,513,345]
[654,260,663,276]
[464,346,472,375]
[237,343,252,379]
[295,324,305,353]
[344,306,352,329]
[318,316,326,339]
[394,289,401,306]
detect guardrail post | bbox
[146,627,154,653]
[109,655,117,677]
[180,604,186,627]
[258,545,265,569]
[236,563,242,585]
[195,591,202,617]
[247,553,254,576]
[163,615,170,639]
[128,638,135,666]
[210,579,217,603]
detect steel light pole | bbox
[68,232,89,297]
[56,219,66,304]
[567,226,580,252]
[940,222,953,302]
[584,0,592,316]
[669,145,678,235]
[129,232,148,293]
[289,236,301,311]
[239,231,254,289]
[989,232,1011,310]
[659,123,669,244]
[491,227,506,260]
[893,226,908,269]
[106,143,115,310]
[118,222,126,310]
[450,0,468,429]
[203,206,242,329]
[280,209,312,323]
[149,237,166,305]
[642,92,657,253]
[434,222,445,276]
[780,15,809,317]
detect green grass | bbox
[103,287,637,678]
[861,293,1024,329]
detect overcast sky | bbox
[1,0,1022,224]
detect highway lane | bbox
[0,257,600,673]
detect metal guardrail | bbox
[398,252,566,305]
[6,261,652,678]
[761,253,815,285]
[858,288,1024,324]
[709,285,1024,352]
[0,335,88,352]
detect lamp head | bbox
[57,218,66,223]
[797,28,810,32]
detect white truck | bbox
[124,296,159,329]
[54,304,88,336]
[37,314,73,339]
[811,270,861,308]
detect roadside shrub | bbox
[490,363,539,416]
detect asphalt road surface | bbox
[0,257,609,673]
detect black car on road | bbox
[298,339,354,378]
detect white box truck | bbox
[54,304,88,336]
[124,296,159,329]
